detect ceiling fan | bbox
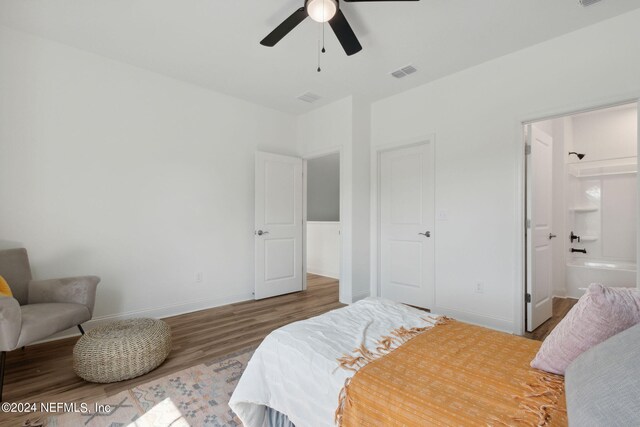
[260,0,419,56]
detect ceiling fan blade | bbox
[328,10,362,56]
[260,8,308,47]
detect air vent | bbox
[580,0,602,6]
[297,92,322,103]
[390,64,418,79]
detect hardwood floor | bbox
[524,297,578,341]
[0,274,341,426]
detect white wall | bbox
[297,98,353,156]
[351,97,371,301]
[306,222,340,279]
[370,9,640,333]
[0,26,297,329]
[570,105,638,161]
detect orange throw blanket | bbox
[337,320,567,427]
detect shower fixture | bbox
[569,152,585,160]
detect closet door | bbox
[380,142,435,309]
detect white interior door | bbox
[380,143,435,309]
[527,125,554,332]
[255,152,303,300]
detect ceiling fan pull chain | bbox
[322,20,326,53]
[317,10,326,72]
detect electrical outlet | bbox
[195,272,203,283]
[475,282,484,294]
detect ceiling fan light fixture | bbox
[307,0,338,23]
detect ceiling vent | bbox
[297,92,322,103]
[580,0,602,6]
[391,65,418,79]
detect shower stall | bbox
[566,153,637,297]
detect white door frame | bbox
[370,134,436,299]
[516,95,640,335]
[302,147,344,296]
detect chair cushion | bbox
[531,284,640,375]
[0,275,13,297]
[17,303,91,347]
[565,323,640,426]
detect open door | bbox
[255,151,303,299]
[526,125,554,332]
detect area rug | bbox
[46,347,255,427]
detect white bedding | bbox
[229,298,437,427]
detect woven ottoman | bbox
[73,318,172,383]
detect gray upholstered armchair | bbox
[0,248,100,401]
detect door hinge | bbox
[526,219,531,229]
[525,293,531,303]
[525,144,532,155]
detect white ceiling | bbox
[1,0,639,114]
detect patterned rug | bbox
[46,347,255,427]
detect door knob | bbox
[549,233,557,240]
[418,231,431,238]
[256,230,269,236]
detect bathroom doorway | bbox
[525,102,639,334]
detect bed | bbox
[229,298,567,427]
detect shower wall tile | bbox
[602,174,637,261]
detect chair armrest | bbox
[0,296,21,351]
[28,276,100,316]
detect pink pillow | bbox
[531,284,640,375]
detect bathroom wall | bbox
[568,105,638,161]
